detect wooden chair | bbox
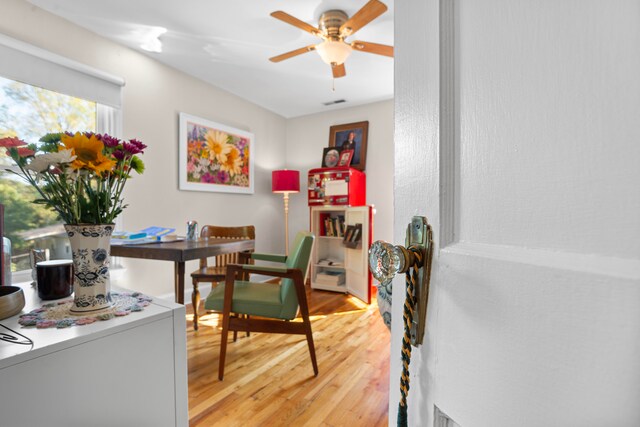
[190,225,255,331]
[204,231,317,380]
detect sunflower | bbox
[220,146,242,176]
[204,130,232,164]
[62,132,116,175]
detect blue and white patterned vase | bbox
[64,224,114,314]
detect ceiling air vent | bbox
[323,99,347,106]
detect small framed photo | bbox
[329,121,369,171]
[338,150,354,167]
[322,147,341,168]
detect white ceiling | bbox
[27,0,394,118]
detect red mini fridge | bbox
[307,167,366,206]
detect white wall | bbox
[1,0,287,297]
[394,1,640,426]
[286,100,394,246]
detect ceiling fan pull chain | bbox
[332,78,336,92]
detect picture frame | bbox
[338,149,354,167]
[179,113,254,194]
[322,147,341,168]
[329,121,369,171]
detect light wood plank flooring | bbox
[185,287,390,426]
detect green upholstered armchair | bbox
[204,231,317,380]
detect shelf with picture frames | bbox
[309,205,373,303]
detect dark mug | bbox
[36,260,74,300]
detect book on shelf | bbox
[321,215,346,237]
[343,223,363,248]
[315,271,345,286]
[337,215,345,237]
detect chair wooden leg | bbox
[192,280,200,331]
[219,268,237,381]
[233,314,238,342]
[233,314,250,340]
[292,270,318,376]
[219,312,230,380]
[303,317,318,376]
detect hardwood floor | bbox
[186,287,390,426]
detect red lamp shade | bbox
[272,170,300,193]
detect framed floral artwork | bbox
[329,121,369,171]
[179,113,254,194]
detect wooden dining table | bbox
[111,237,255,304]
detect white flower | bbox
[26,149,77,173]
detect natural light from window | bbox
[0,76,96,272]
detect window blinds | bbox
[0,33,124,108]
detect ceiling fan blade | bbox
[332,63,346,78]
[340,0,388,37]
[351,40,394,57]
[269,45,316,63]
[271,11,322,37]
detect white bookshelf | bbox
[309,205,372,303]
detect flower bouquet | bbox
[1,132,146,313]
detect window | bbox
[0,76,98,271]
[0,33,124,278]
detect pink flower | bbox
[0,137,27,148]
[112,150,127,160]
[201,172,216,183]
[216,171,229,183]
[128,138,147,153]
[97,134,121,148]
[187,161,196,173]
[122,139,146,155]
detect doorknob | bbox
[368,216,433,346]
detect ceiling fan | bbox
[269,0,393,79]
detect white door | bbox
[391,1,640,426]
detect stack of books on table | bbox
[111,226,177,245]
[315,271,346,286]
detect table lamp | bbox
[272,169,300,255]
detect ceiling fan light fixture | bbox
[316,40,352,65]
